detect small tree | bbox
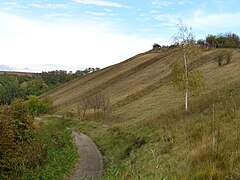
[225,50,233,64]
[78,96,90,118]
[214,53,224,66]
[197,39,205,47]
[28,95,53,115]
[214,50,233,66]
[172,20,204,112]
[79,93,111,120]
[206,34,217,48]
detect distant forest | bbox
[197,32,240,48]
[0,67,100,104]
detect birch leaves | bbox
[172,20,204,112]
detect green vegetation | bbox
[0,99,44,179]
[0,75,24,104]
[62,81,240,179]
[28,95,53,115]
[23,116,78,180]
[172,20,204,111]
[0,99,78,179]
[42,44,240,179]
[1,29,239,178]
[0,68,100,105]
[199,32,240,48]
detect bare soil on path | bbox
[34,117,103,179]
[70,131,103,180]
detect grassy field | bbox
[42,47,240,178]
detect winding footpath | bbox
[70,131,103,180]
[34,117,103,179]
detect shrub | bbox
[214,53,224,66]
[225,50,233,64]
[28,95,39,115]
[10,99,34,143]
[37,97,53,114]
[0,99,45,179]
[214,50,233,66]
[28,96,53,115]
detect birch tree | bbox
[172,20,203,112]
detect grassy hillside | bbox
[42,47,240,178]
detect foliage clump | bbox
[214,50,233,66]
[0,99,45,178]
[202,33,240,48]
[28,95,53,115]
[78,92,111,120]
[0,68,100,105]
[171,19,204,111]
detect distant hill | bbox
[0,65,15,71]
[0,70,35,76]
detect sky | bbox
[0,0,239,72]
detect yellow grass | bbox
[42,48,240,123]
[42,47,240,179]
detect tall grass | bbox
[23,117,78,179]
[70,79,240,179]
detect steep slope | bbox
[41,48,240,179]
[42,48,240,121]
[42,51,161,110]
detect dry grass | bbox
[42,52,160,110]
[42,48,240,122]
[43,47,240,179]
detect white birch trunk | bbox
[185,88,188,112]
[183,45,189,112]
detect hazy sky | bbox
[0,0,239,72]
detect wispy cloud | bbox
[86,11,106,16]
[0,2,18,6]
[72,0,125,8]
[0,64,15,71]
[178,0,193,5]
[0,1,27,11]
[103,8,112,12]
[153,14,178,26]
[186,11,240,31]
[29,3,69,9]
[42,13,75,19]
[152,0,173,7]
[150,10,159,14]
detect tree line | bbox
[197,32,240,48]
[0,68,100,105]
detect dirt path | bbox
[70,131,103,180]
[35,117,103,179]
[34,117,49,123]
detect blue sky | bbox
[0,0,239,72]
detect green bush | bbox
[23,117,78,179]
[0,99,45,179]
[28,96,53,115]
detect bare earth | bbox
[70,131,103,180]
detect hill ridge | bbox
[42,48,240,120]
